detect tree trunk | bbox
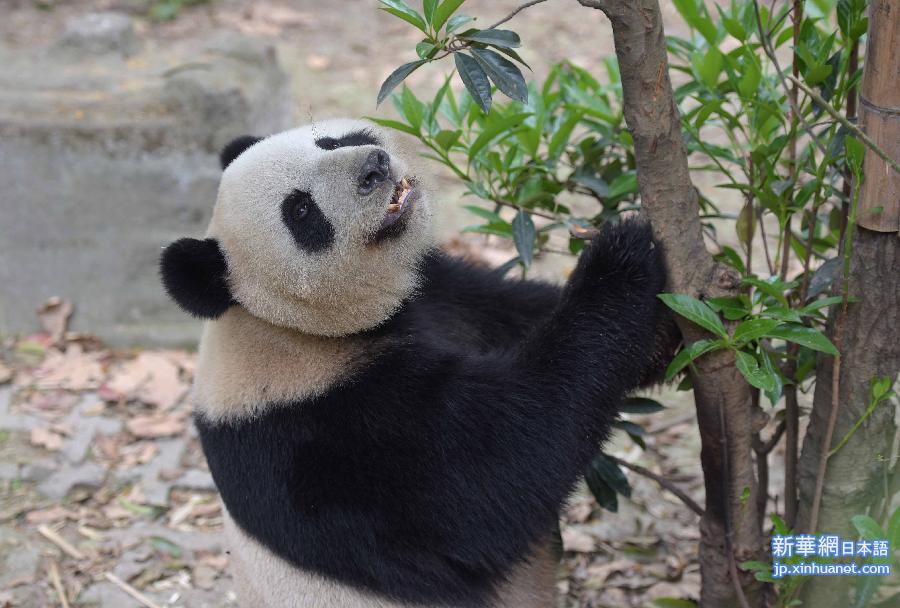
[577,2,764,606]
[796,3,900,605]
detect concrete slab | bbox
[0,13,294,346]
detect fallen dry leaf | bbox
[118,441,159,468]
[0,361,11,384]
[561,527,597,553]
[105,352,188,409]
[37,297,72,343]
[25,506,75,525]
[126,413,186,438]
[30,427,64,451]
[306,54,331,71]
[34,344,104,391]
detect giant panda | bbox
[160,118,674,608]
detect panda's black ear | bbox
[160,238,234,319]
[220,135,262,169]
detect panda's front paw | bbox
[570,219,667,295]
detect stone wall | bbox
[0,13,294,345]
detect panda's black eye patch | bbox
[315,129,380,151]
[281,190,335,253]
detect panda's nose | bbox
[357,149,391,195]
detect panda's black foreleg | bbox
[422,220,669,579]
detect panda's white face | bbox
[208,119,434,336]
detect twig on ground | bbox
[610,455,705,517]
[48,561,70,608]
[104,573,163,608]
[37,525,85,560]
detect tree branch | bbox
[610,456,705,517]
[487,0,551,30]
[786,75,900,176]
[578,2,764,605]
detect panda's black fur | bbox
[192,224,668,607]
[161,121,678,607]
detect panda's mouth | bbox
[379,176,413,231]
[368,177,416,245]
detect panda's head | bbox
[161,118,434,336]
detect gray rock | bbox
[116,437,187,505]
[19,459,57,483]
[61,395,122,463]
[171,469,215,492]
[53,12,141,58]
[0,30,293,346]
[0,527,40,585]
[0,386,42,432]
[37,461,106,499]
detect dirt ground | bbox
[0,1,739,607]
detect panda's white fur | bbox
[161,117,673,607]
[193,305,371,422]
[224,510,559,608]
[210,119,434,337]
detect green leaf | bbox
[651,599,699,608]
[400,85,424,130]
[853,575,882,608]
[589,453,631,497]
[735,351,777,392]
[846,136,865,172]
[434,128,462,150]
[459,28,521,48]
[467,112,530,161]
[148,535,183,558]
[548,111,582,161]
[717,5,747,41]
[851,514,883,540]
[454,52,492,114]
[446,13,473,33]
[742,277,788,306]
[613,420,646,436]
[377,60,426,106]
[735,200,755,251]
[416,41,439,59]
[887,506,900,548]
[607,173,638,199]
[759,349,783,406]
[738,56,761,97]
[697,47,723,88]
[672,0,718,44]
[495,255,521,277]
[800,295,844,315]
[511,209,536,268]
[432,0,465,31]
[379,0,428,33]
[707,296,749,321]
[462,222,511,237]
[658,294,728,338]
[585,470,618,512]
[620,397,665,415]
[665,338,723,380]
[470,48,528,103]
[463,204,502,223]
[732,318,781,345]
[764,324,839,355]
[423,0,437,25]
[365,117,420,137]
